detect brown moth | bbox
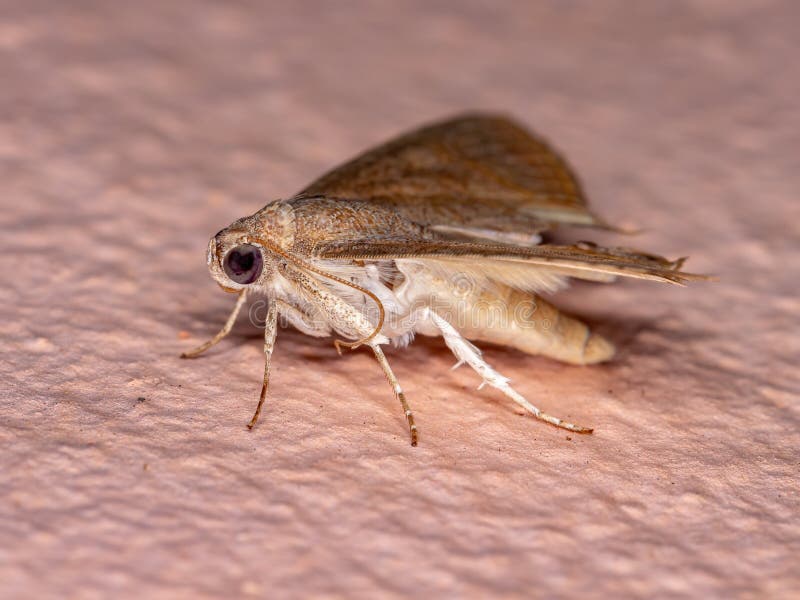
[182,113,705,445]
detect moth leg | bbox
[428,311,592,434]
[371,344,418,446]
[181,291,247,358]
[247,298,279,429]
[278,301,332,338]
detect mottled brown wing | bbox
[297,113,609,235]
[314,237,703,285]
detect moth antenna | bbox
[257,239,385,350]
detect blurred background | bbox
[1,1,797,598]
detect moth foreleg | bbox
[371,345,418,446]
[278,262,388,345]
[181,291,248,358]
[247,298,279,429]
[428,311,592,434]
[277,301,331,338]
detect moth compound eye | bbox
[223,244,263,284]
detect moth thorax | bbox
[253,201,296,249]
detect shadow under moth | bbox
[182,113,706,445]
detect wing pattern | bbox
[292,113,705,287]
[298,113,608,234]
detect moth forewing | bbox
[183,113,707,445]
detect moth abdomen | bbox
[457,285,616,366]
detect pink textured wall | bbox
[1,1,798,597]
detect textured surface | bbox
[1,1,798,598]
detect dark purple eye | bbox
[223,244,263,284]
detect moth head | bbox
[205,202,295,292]
[206,229,275,292]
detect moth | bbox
[182,113,704,445]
